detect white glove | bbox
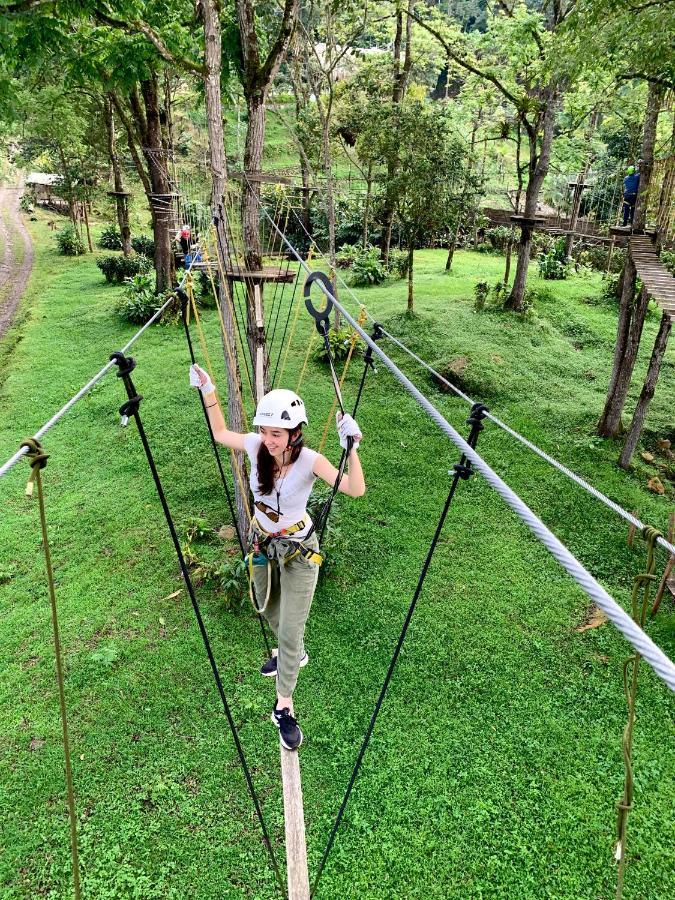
[189,363,215,396]
[336,412,362,451]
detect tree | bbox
[411,2,578,311]
[359,98,465,312]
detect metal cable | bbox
[282,202,675,560]
[1,257,199,479]
[251,184,675,694]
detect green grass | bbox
[1,223,674,899]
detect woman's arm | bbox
[203,393,246,451]
[190,364,245,451]
[313,449,365,497]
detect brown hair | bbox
[256,428,303,495]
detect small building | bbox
[25,172,62,206]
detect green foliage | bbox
[96,254,151,285]
[538,238,571,280]
[477,225,512,254]
[350,246,388,286]
[312,325,362,363]
[387,248,411,280]
[576,244,625,274]
[98,223,123,250]
[131,235,155,258]
[55,223,84,256]
[474,280,490,311]
[335,243,361,268]
[599,273,622,305]
[660,250,675,276]
[115,273,159,324]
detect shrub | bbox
[131,234,155,258]
[538,252,569,280]
[350,247,387,286]
[661,249,675,276]
[480,225,512,254]
[474,280,490,311]
[387,248,410,280]
[98,223,123,250]
[335,243,361,268]
[530,231,555,259]
[115,273,160,324]
[599,273,622,305]
[313,325,363,363]
[56,224,85,256]
[96,254,151,284]
[491,281,509,304]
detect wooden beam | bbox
[280,745,310,900]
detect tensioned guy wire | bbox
[250,180,675,694]
[280,200,675,560]
[0,258,199,479]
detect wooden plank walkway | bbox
[629,235,675,314]
[280,743,310,899]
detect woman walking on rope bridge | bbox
[190,364,365,750]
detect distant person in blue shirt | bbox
[622,166,641,226]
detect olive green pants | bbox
[252,533,320,697]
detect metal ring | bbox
[303,271,334,330]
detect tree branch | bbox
[407,8,524,111]
[94,6,205,75]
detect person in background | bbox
[622,165,641,227]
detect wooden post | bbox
[280,745,310,899]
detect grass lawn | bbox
[1,219,674,899]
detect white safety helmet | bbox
[253,389,308,429]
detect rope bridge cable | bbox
[0,256,201,480]
[110,352,286,897]
[311,403,489,896]
[278,201,675,560]
[20,438,82,900]
[250,185,675,694]
[178,289,272,657]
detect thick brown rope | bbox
[615,525,661,900]
[21,438,82,900]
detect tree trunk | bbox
[363,160,373,249]
[202,0,249,534]
[380,0,415,264]
[564,110,598,258]
[505,90,558,311]
[618,312,672,468]
[104,95,132,256]
[596,83,664,436]
[407,239,414,313]
[139,77,174,294]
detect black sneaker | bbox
[260,650,309,678]
[272,706,303,750]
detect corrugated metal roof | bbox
[26,172,61,186]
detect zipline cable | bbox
[250,182,675,694]
[0,257,200,479]
[280,202,675,560]
[110,351,285,897]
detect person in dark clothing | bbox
[178,224,191,255]
[622,166,641,227]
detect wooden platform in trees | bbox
[629,235,675,314]
[224,266,295,284]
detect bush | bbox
[96,254,151,284]
[599,273,622,304]
[131,234,155,258]
[477,225,512,254]
[661,249,675,276]
[98,223,123,250]
[313,325,363,363]
[56,224,85,256]
[491,281,510,305]
[115,273,160,324]
[530,231,555,259]
[538,252,569,279]
[387,249,410,280]
[335,243,361,268]
[350,247,387,286]
[474,280,490,311]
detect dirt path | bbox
[0,180,34,339]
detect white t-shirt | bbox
[243,433,319,539]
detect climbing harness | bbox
[20,438,82,900]
[109,350,285,896]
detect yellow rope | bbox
[204,231,252,425]
[276,245,315,389]
[318,306,367,455]
[187,272,251,523]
